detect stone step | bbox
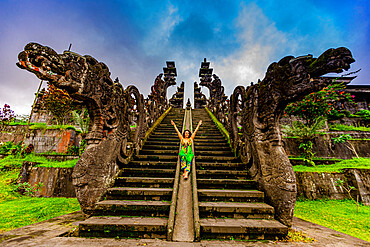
[197,170,249,179]
[199,218,288,240]
[195,155,239,162]
[151,132,179,136]
[136,154,178,161]
[145,140,180,146]
[128,161,177,169]
[198,189,264,202]
[148,137,180,142]
[118,168,175,177]
[197,178,256,190]
[194,139,228,144]
[196,162,245,170]
[194,142,230,148]
[79,216,167,238]
[106,187,173,201]
[195,150,234,156]
[194,135,226,140]
[114,177,174,188]
[141,144,178,151]
[139,149,179,155]
[194,145,230,151]
[196,131,223,135]
[93,200,170,216]
[199,202,274,219]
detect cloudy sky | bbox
[0,0,369,115]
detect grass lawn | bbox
[293,157,370,173]
[0,155,80,233]
[294,199,370,242]
[0,154,77,169]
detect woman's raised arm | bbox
[191,120,202,140]
[171,120,183,140]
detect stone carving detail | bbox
[169,81,184,108]
[17,43,149,214]
[194,82,207,109]
[148,62,177,120]
[199,59,227,110]
[228,47,355,226]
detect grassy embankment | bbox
[293,157,370,242]
[0,155,79,233]
[293,157,370,173]
[294,199,370,242]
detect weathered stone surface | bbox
[296,169,370,204]
[17,161,75,197]
[228,47,355,227]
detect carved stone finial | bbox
[186,98,191,109]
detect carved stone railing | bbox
[200,48,355,227]
[17,43,175,215]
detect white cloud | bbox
[213,2,290,96]
[141,4,182,56]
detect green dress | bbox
[179,138,193,172]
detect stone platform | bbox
[0,211,368,246]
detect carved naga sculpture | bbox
[229,47,355,226]
[17,42,146,215]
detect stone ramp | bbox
[77,108,185,239]
[192,108,288,240]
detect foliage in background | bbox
[0,104,15,131]
[0,141,22,155]
[284,83,355,126]
[13,182,43,196]
[335,179,359,213]
[282,117,326,166]
[292,157,370,172]
[294,199,370,242]
[332,134,359,158]
[0,154,78,169]
[42,84,74,125]
[351,110,370,126]
[72,109,90,136]
[330,123,370,132]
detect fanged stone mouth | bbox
[17,51,60,79]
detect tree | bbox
[42,84,74,125]
[284,83,355,126]
[0,104,15,131]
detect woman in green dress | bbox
[171,120,202,179]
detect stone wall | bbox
[1,126,81,154]
[0,125,27,145]
[18,162,75,198]
[24,128,81,154]
[296,169,370,205]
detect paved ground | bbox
[0,211,368,247]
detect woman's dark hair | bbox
[183,129,192,137]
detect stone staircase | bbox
[78,108,184,239]
[192,109,288,240]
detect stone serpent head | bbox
[17,42,127,143]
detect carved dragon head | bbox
[17,42,127,143]
[263,47,355,98]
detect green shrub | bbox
[293,157,370,172]
[330,124,370,132]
